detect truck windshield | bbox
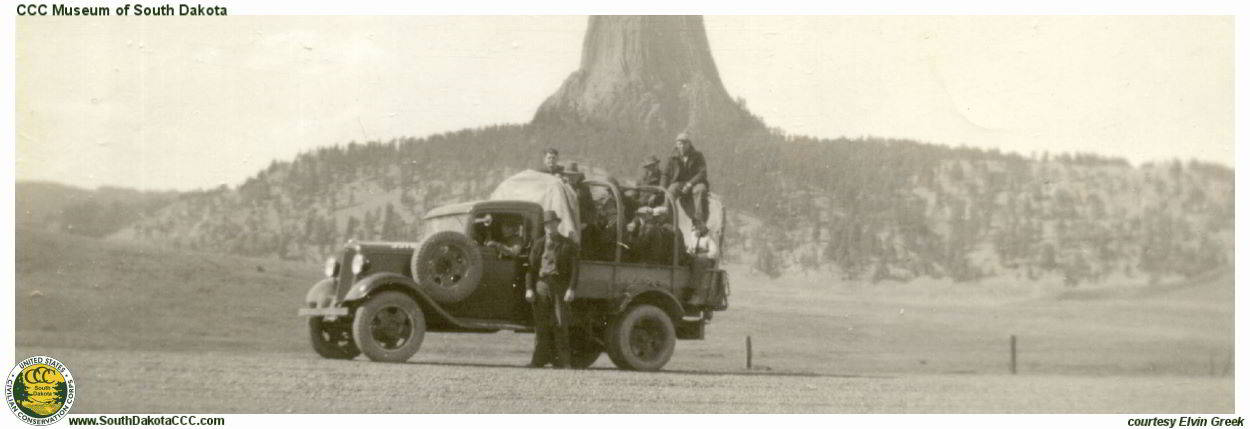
[421,214,468,241]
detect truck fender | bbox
[613,285,684,321]
[305,278,336,308]
[342,272,457,327]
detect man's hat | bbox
[542,210,561,224]
[641,155,660,167]
[675,132,691,143]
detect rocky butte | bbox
[533,16,761,138]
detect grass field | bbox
[14,229,1235,412]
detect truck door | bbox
[445,211,530,320]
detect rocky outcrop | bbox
[533,16,759,138]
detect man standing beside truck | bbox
[526,210,580,368]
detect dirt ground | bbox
[13,230,1237,413]
[17,347,1232,413]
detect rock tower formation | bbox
[533,15,758,137]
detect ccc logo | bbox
[23,366,58,384]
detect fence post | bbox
[746,335,753,369]
[1223,350,1233,377]
[1010,335,1017,375]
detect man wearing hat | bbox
[637,155,664,207]
[525,210,580,368]
[663,133,710,226]
[472,213,494,244]
[639,155,663,187]
[624,206,658,263]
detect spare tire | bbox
[410,230,484,304]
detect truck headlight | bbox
[351,253,368,275]
[324,257,339,278]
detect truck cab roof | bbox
[422,200,542,220]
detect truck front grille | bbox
[334,247,358,301]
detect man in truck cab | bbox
[472,214,495,244]
[485,218,528,259]
[525,210,579,368]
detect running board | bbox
[457,318,532,332]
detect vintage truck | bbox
[298,171,728,371]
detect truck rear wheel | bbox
[308,316,360,360]
[352,291,426,363]
[605,304,676,371]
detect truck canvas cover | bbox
[489,170,582,243]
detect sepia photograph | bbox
[7,4,1239,422]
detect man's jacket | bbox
[527,233,579,288]
[663,149,709,187]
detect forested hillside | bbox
[17,181,179,237]
[101,15,1236,286]
[110,123,1233,285]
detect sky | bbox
[16,15,1233,191]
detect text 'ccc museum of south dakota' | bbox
[16,4,228,16]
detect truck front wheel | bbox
[605,304,676,371]
[352,291,427,363]
[308,316,360,360]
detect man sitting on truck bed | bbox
[623,205,684,266]
[624,155,664,208]
[624,206,659,263]
[651,206,683,265]
[538,148,564,176]
[663,133,710,227]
